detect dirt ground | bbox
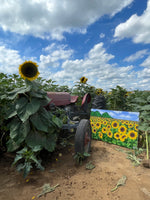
[0,140,150,200]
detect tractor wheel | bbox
[75,119,92,154]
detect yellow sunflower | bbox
[95,88,103,95]
[128,130,138,140]
[120,134,128,142]
[107,124,111,129]
[19,61,40,81]
[114,132,120,140]
[111,121,119,129]
[128,123,133,128]
[118,125,127,134]
[134,124,139,131]
[96,122,101,129]
[103,120,108,126]
[107,130,113,138]
[80,76,88,84]
[102,127,107,133]
[99,132,103,139]
[92,128,97,134]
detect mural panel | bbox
[90,109,139,149]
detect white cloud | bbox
[39,42,145,91]
[0,0,133,40]
[39,43,74,69]
[100,33,105,38]
[124,49,149,62]
[0,45,22,74]
[140,55,150,67]
[114,0,150,44]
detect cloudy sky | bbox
[92,109,139,121]
[0,0,150,91]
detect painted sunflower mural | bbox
[90,109,139,149]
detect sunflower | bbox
[99,132,103,139]
[118,125,127,134]
[103,120,108,126]
[19,61,40,81]
[120,134,127,142]
[114,132,120,140]
[102,127,107,133]
[96,122,101,129]
[92,128,97,134]
[128,123,133,128]
[80,76,88,84]
[107,130,113,138]
[134,124,139,131]
[111,121,119,129]
[128,130,138,140]
[107,124,111,129]
[95,88,103,95]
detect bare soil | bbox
[0,140,150,200]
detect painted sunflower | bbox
[107,130,113,138]
[111,121,119,129]
[120,134,127,142]
[128,123,133,128]
[80,76,88,84]
[128,130,138,140]
[99,132,103,139]
[134,124,139,131]
[92,128,97,134]
[118,125,127,134]
[102,127,107,133]
[114,132,120,140]
[19,61,40,81]
[96,122,101,129]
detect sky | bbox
[91,109,139,121]
[0,0,150,91]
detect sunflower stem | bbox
[145,130,149,160]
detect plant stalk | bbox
[145,130,149,160]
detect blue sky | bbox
[91,109,139,121]
[0,0,150,91]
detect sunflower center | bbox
[113,123,117,127]
[120,127,125,132]
[130,132,135,137]
[21,63,38,78]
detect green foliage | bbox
[106,85,128,111]
[71,81,96,106]
[0,73,25,152]
[12,146,44,178]
[1,78,63,177]
[74,152,90,165]
[36,77,71,92]
[2,79,63,153]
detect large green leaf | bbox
[25,131,45,148]
[52,115,63,128]
[17,98,41,122]
[16,97,28,111]
[9,118,21,133]
[6,85,31,100]
[44,133,57,152]
[10,120,30,145]
[26,98,41,115]
[25,131,57,152]
[6,138,19,152]
[30,113,48,132]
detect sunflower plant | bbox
[71,76,96,106]
[1,61,63,177]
